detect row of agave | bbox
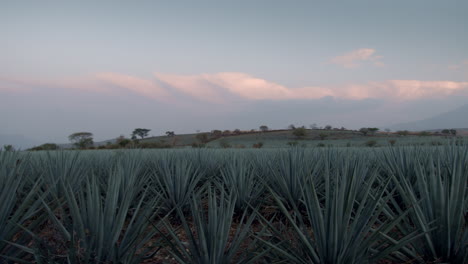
[0,146,466,263]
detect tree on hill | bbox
[368,128,379,134]
[166,131,175,137]
[359,128,369,135]
[132,128,151,139]
[69,132,93,149]
[196,133,209,143]
[292,127,307,139]
[259,125,269,132]
[211,130,222,137]
[441,129,457,136]
[3,145,14,151]
[324,125,332,130]
[288,124,296,130]
[233,129,241,135]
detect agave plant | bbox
[264,148,321,210]
[11,152,165,264]
[165,187,258,264]
[150,156,205,212]
[383,145,468,263]
[219,156,264,212]
[0,151,45,262]
[258,152,421,264]
[29,151,87,203]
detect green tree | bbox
[3,145,14,151]
[259,125,269,132]
[166,131,175,137]
[368,127,379,134]
[132,128,151,139]
[68,132,93,149]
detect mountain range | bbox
[391,103,468,131]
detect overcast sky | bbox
[1,0,468,144]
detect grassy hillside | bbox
[138,129,464,148]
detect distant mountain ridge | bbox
[391,104,468,131]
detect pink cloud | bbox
[2,72,468,103]
[154,72,468,101]
[330,48,383,68]
[96,72,171,101]
[154,73,226,103]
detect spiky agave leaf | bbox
[258,151,422,264]
[0,151,45,262]
[19,152,165,264]
[165,186,258,264]
[150,155,205,212]
[265,148,321,210]
[382,145,468,263]
[219,156,265,212]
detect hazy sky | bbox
[1,0,468,144]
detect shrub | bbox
[396,130,409,136]
[138,142,172,149]
[28,143,59,151]
[252,142,263,148]
[388,139,396,146]
[365,140,377,147]
[319,133,329,140]
[191,142,206,148]
[292,127,307,139]
[418,131,431,136]
[219,139,231,148]
[117,138,132,148]
[196,133,209,143]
